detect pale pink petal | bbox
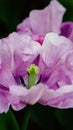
[9,85,28,96]
[0,92,10,113]
[30,0,66,34]
[0,38,16,87]
[4,32,41,77]
[23,84,46,104]
[11,101,26,111]
[17,18,31,33]
[41,33,73,67]
[1,89,26,111]
[9,83,46,105]
[17,0,66,35]
[39,84,73,108]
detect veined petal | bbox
[0,92,10,113]
[3,32,41,77]
[40,84,73,108]
[17,0,66,35]
[30,0,66,34]
[9,83,46,105]
[11,101,26,111]
[41,32,73,67]
[17,18,31,33]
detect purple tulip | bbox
[0,0,73,113]
[6,32,73,110]
[0,31,73,113]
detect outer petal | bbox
[0,32,42,112]
[0,91,10,113]
[17,0,66,35]
[47,49,73,88]
[6,92,26,111]
[0,70,16,88]
[17,18,31,33]
[30,0,66,34]
[4,32,41,77]
[41,33,73,67]
[0,88,26,111]
[9,83,46,105]
[11,101,26,111]
[39,84,73,108]
[61,22,73,42]
[0,39,16,87]
[40,49,73,108]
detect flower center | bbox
[27,64,40,89]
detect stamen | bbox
[27,64,40,89]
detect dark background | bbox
[0,0,73,130]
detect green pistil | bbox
[27,64,40,89]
